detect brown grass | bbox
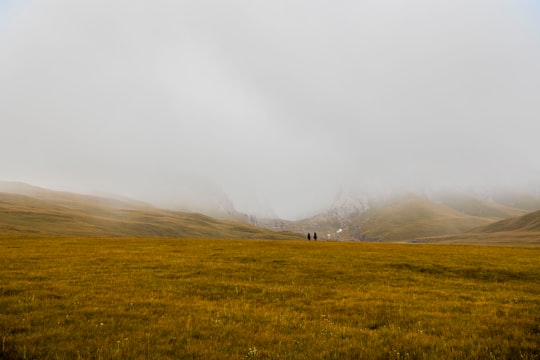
[472,210,540,233]
[1,237,539,359]
[0,192,302,239]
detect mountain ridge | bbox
[0,182,301,239]
[2,181,540,244]
[260,189,540,242]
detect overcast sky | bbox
[1,0,540,219]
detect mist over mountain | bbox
[261,185,540,242]
[0,181,300,239]
[2,180,540,245]
[132,177,239,219]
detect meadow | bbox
[1,237,539,359]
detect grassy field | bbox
[1,237,539,359]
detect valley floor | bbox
[1,237,539,359]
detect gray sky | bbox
[1,0,540,219]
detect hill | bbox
[490,190,540,212]
[352,195,494,241]
[3,181,539,243]
[432,191,527,219]
[417,210,540,245]
[260,189,540,242]
[265,193,502,242]
[0,182,302,239]
[471,209,540,233]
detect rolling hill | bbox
[432,191,527,219]
[0,182,302,239]
[260,193,498,242]
[351,195,494,241]
[416,209,540,245]
[490,190,540,212]
[471,209,540,233]
[261,190,540,242]
[2,181,539,244]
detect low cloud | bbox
[1,0,539,219]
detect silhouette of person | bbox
[313,232,317,241]
[307,233,311,241]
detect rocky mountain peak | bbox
[328,190,370,221]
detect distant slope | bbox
[352,195,494,241]
[265,193,498,242]
[471,209,540,233]
[0,183,302,239]
[490,191,540,212]
[434,192,527,219]
[415,209,540,245]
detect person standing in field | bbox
[307,233,311,241]
[313,232,317,241]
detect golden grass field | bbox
[1,237,539,359]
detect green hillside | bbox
[0,187,301,239]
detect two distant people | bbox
[307,232,317,241]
